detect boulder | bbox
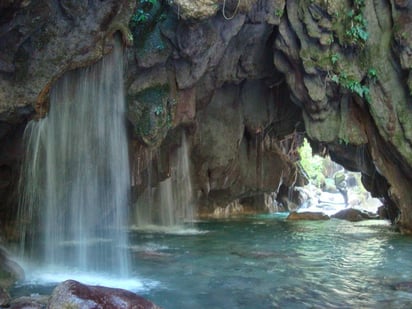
[48,280,161,309]
[332,208,379,222]
[287,211,329,220]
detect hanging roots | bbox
[222,0,241,20]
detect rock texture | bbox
[273,0,412,231]
[287,211,329,221]
[0,0,135,234]
[0,0,411,234]
[48,280,161,309]
[332,208,378,222]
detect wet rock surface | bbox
[48,280,161,309]
[287,211,330,221]
[332,208,379,222]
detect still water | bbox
[12,214,412,308]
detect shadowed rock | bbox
[332,208,379,222]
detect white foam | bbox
[130,225,208,235]
[16,266,158,292]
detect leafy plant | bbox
[154,105,163,116]
[345,10,368,45]
[367,68,377,82]
[129,0,164,47]
[298,139,327,188]
[330,71,371,103]
[275,9,284,17]
[331,53,340,65]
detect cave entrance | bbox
[288,138,384,217]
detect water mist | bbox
[18,40,130,277]
[135,131,195,229]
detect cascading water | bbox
[171,131,194,225]
[18,39,130,276]
[135,131,195,228]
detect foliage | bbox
[298,139,327,187]
[330,53,340,65]
[344,9,368,46]
[367,68,377,82]
[331,72,367,101]
[131,85,174,138]
[129,0,166,47]
[274,9,284,17]
[331,0,368,49]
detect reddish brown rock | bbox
[332,208,378,222]
[48,280,161,309]
[287,211,330,221]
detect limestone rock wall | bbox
[127,0,301,214]
[273,0,412,231]
[0,0,411,234]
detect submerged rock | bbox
[9,295,49,309]
[332,208,379,222]
[48,280,161,309]
[287,211,329,220]
[393,281,412,293]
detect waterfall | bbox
[18,40,130,276]
[135,131,195,228]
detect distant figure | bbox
[334,169,348,206]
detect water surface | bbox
[12,215,412,308]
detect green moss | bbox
[129,0,167,48]
[134,84,169,104]
[128,84,175,144]
[136,23,167,58]
[275,9,284,17]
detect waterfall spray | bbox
[18,39,130,276]
[135,131,195,228]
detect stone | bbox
[9,295,49,309]
[173,0,219,20]
[48,280,161,309]
[332,208,378,222]
[287,211,330,220]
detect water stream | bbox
[134,131,195,228]
[18,39,130,276]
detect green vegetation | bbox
[344,9,368,46]
[129,0,167,47]
[330,53,340,65]
[129,84,175,140]
[299,139,327,187]
[330,71,372,103]
[331,0,368,49]
[275,9,284,17]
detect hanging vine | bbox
[222,0,241,20]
